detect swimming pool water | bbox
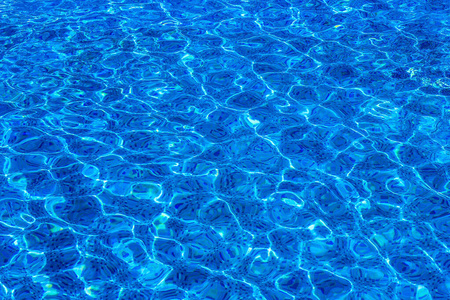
[1,0,450,299]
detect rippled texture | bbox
[0,0,450,299]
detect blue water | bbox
[0,0,450,299]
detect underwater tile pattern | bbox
[0,0,450,299]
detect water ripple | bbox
[0,0,450,299]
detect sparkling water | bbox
[0,0,450,299]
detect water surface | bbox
[1,0,450,299]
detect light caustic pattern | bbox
[0,0,450,299]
